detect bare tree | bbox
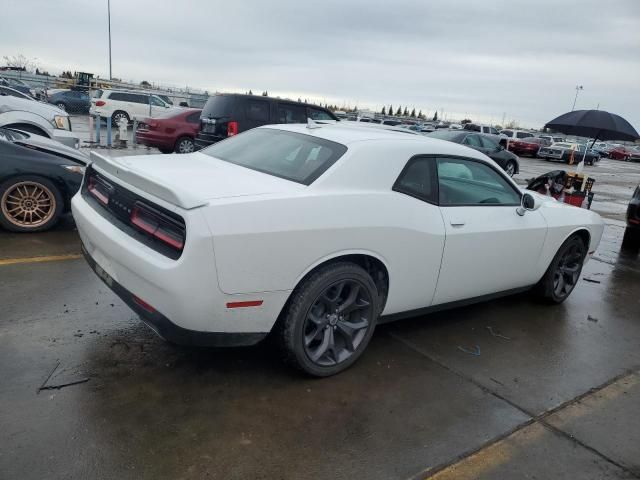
[2,54,38,72]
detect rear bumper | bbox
[71,186,288,342]
[195,132,225,150]
[136,130,175,150]
[81,244,267,347]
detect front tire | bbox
[0,176,64,232]
[505,160,517,177]
[535,235,587,303]
[56,102,66,111]
[276,262,380,377]
[111,110,130,125]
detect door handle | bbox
[450,218,466,227]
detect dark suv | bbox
[195,94,338,149]
[622,184,640,251]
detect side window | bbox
[277,103,307,123]
[437,158,521,206]
[479,136,498,150]
[462,134,482,147]
[109,92,124,101]
[186,112,201,124]
[134,94,149,104]
[489,128,498,135]
[246,100,269,121]
[308,108,334,120]
[502,130,513,137]
[516,131,529,139]
[150,96,165,106]
[393,157,438,204]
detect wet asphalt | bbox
[1,143,640,479]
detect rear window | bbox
[201,128,347,185]
[201,95,234,119]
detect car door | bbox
[433,156,547,305]
[478,135,508,169]
[392,156,446,310]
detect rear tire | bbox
[505,161,517,177]
[534,235,587,303]
[56,102,66,111]
[111,110,130,125]
[275,262,380,377]
[174,136,195,154]
[622,227,640,252]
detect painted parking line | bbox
[0,254,82,267]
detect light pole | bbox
[571,85,583,111]
[108,0,112,80]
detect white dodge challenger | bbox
[72,123,604,376]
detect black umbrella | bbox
[545,109,639,144]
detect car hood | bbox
[0,95,65,117]
[90,151,306,209]
[14,132,88,164]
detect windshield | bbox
[201,128,347,185]
[0,127,28,142]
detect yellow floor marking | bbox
[0,254,82,266]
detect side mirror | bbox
[517,193,539,216]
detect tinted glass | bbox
[0,128,28,142]
[308,108,334,121]
[516,131,530,139]
[394,157,437,203]
[489,128,498,134]
[150,96,166,106]
[502,130,513,137]
[463,134,482,147]
[247,100,269,121]
[186,112,201,124]
[201,128,347,185]
[479,136,498,149]
[437,158,520,206]
[277,104,306,123]
[0,86,28,98]
[201,95,234,119]
[427,130,463,141]
[109,92,125,101]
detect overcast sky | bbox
[2,0,639,128]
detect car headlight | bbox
[53,115,71,131]
[61,165,86,175]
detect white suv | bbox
[90,89,175,124]
[500,129,536,140]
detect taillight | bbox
[87,175,111,206]
[227,121,238,136]
[96,100,106,107]
[130,203,185,251]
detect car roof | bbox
[259,123,491,161]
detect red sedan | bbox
[608,146,632,161]
[507,137,550,157]
[136,108,202,154]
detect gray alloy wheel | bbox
[277,262,380,377]
[535,235,586,303]
[302,279,373,367]
[506,161,516,177]
[56,102,66,111]
[175,137,195,154]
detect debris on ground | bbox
[587,315,599,322]
[39,378,90,391]
[486,326,511,340]
[457,345,481,356]
[37,360,60,394]
[583,277,601,284]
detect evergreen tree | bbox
[403,107,409,116]
[410,108,416,118]
[388,105,394,116]
[381,106,386,115]
[262,91,268,96]
[433,111,438,121]
[396,106,402,116]
[248,89,253,95]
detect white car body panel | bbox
[72,123,605,340]
[0,95,80,148]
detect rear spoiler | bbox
[88,151,207,210]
